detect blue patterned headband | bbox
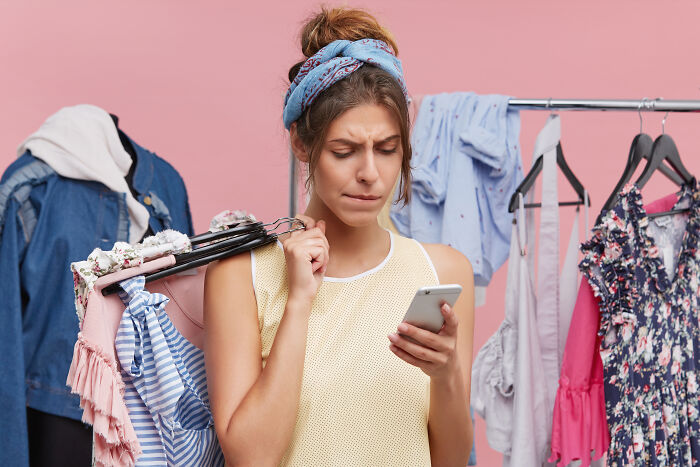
[283,39,408,130]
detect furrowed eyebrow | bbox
[328,135,400,146]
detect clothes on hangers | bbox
[67,217,282,465]
[549,278,610,467]
[116,276,224,466]
[67,254,217,466]
[550,191,679,467]
[252,231,437,466]
[68,257,174,466]
[550,185,700,466]
[390,92,523,287]
[72,230,192,322]
[208,209,255,232]
[0,122,193,466]
[471,116,583,466]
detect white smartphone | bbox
[400,284,463,333]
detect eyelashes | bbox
[331,148,398,158]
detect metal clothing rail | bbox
[288,97,700,216]
[507,98,700,112]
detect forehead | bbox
[326,104,400,141]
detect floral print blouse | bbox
[580,181,700,466]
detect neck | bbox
[304,195,389,277]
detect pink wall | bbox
[2,1,700,464]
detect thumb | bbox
[317,220,326,235]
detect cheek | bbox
[312,157,349,193]
[379,155,403,183]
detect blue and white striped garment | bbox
[116,276,225,466]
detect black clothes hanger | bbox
[601,133,653,214]
[634,133,695,219]
[598,133,684,223]
[101,217,305,296]
[636,134,694,189]
[188,220,265,246]
[508,142,590,213]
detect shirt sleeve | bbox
[0,198,30,467]
[548,278,610,467]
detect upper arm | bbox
[422,243,475,394]
[203,251,262,436]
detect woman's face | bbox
[310,103,403,227]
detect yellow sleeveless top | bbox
[251,231,438,466]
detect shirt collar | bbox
[128,134,154,195]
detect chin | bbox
[333,208,381,227]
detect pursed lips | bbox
[344,194,381,200]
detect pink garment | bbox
[66,256,208,467]
[549,191,679,467]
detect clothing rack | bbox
[507,98,700,112]
[288,98,700,216]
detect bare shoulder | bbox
[205,250,253,286]
[421,243,473,287]
[204,251,256,319]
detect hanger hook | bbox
[546,97,556,117]
[662,110,670,135]
[638,97,649,133]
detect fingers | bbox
[388,332,446,365]
[397,322,450,352]
[389,343,431,368]
[309,245,328,274]
[284,221,329,252]
[294,214,316,230]
[283,219,330,276]
[438,302,459,336]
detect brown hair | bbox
[288,7,411,205]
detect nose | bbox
[357,150,379,184]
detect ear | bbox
[289,122,310,163]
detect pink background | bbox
[2,1,700,464]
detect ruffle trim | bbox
[549,381,610,467]
[579,181,700,340]
[579,187,640,339]
[66,334,141,466]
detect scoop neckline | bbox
[275,229,394,283]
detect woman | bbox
[204,7,474,466]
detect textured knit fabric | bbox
[580,182,700,466]
[252,232,438,466]
[116,276,224,467]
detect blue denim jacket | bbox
[0,135,193,466]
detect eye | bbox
[378,147,398,155]
[332,151,353,158]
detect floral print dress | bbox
[580,181,700,466]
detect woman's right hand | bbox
[282,215,329,306]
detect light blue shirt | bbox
[391,93,523,286]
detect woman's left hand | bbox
[388,302,460,381]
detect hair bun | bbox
[300,7,398,58]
